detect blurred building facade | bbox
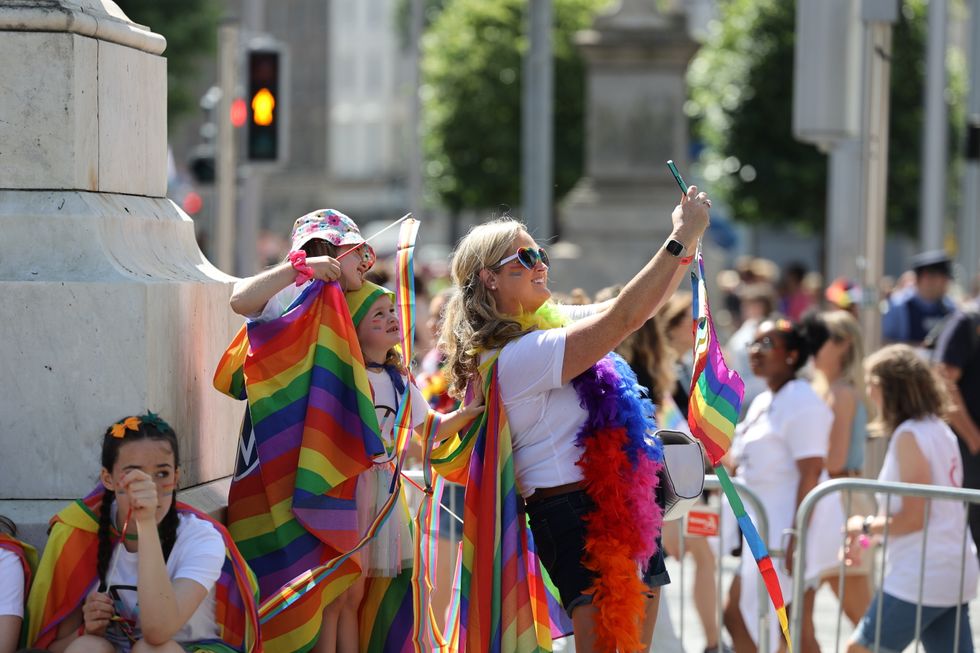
[171,0,415,268]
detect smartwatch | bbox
[664,238,694,265]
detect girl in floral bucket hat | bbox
[230,208,376,320]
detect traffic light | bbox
[247,47,281,161]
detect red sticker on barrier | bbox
[685,509,719,537]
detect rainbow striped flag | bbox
[687,252,792,652]
[218,279,386,652]
[687,254,745,466]
[431,355,571,652]
[24,486,260,652]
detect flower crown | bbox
[109,411,172,438]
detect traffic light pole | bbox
[215,21,239,274]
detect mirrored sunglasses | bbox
[495,247,549,270]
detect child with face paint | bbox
[346,282,485,579]
[24,413,258,653]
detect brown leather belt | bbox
[524,481,584,505]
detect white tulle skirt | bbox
[355,463,414,577]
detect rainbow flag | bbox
[430,355,571,652]
[687,252,792,652]
[217,279,386,652]
[687,254,745,466]
[24,486,260,652]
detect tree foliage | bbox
[115,0,221,127]
[421,0,611,213]
[687,0,962,235]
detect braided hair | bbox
[96,412,180,591]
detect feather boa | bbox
[572,355,663,653]
[522,303,665,652]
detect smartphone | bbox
[666,159,687,192]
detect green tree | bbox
[422,0,611,214]
[687,0,963,235]
[115,0,221,127]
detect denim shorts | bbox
[525,489,670,617]
[853,591,974,653]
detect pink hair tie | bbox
[288,250,315,286]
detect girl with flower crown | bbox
[23,414,258,653]
[438,186,710,652]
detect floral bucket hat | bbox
[290,208,376,268]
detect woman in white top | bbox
[439,186,711,652]
[723,318,843,653]
[845,344,978,653]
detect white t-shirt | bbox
[367,369,429,458]
[492,328,588,497]
[877,417,980,606]
[731,379,832,524]
[247,283,305,323]
[105,511,225,644]
[0,548,24,617]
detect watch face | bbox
[666,239,684,256]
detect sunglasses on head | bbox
[495,247,549,270]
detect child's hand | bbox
[120,469,159,522]
[308,256,342,282]
[81,590,114,636]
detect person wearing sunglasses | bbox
[438,185,711,652]
[723,318,844,653]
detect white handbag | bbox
[657,428,706,521]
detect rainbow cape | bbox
[23,486,260,652]
[216,278,405,652]
[431,354,569,652]
[687,252,792,651]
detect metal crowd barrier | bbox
[790,478,980,653]
[683,474,772,653]
[401,470,774,652]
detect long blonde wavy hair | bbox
[813,310,867,408]
[440,219,542,397]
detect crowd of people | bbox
[3,193,980,653]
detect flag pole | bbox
[336,212,413,259]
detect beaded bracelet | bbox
[287,250,315,286]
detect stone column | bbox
[0,1,242,544]
[551,0,698,294]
